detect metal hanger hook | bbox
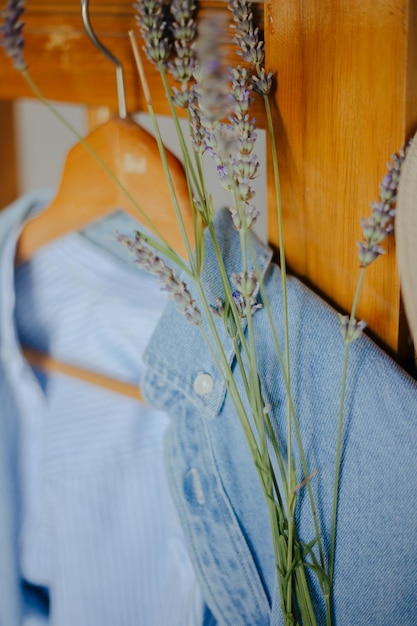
[80,0,127,118]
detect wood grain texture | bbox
[265,0,417,359]
[0,102,18,209]
[0,0,265,119]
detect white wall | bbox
[15,101,267,241]
[15,99,87,193]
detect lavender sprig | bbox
[169,0,197,107]
[134,0,171,66]
[231,270,262,316]
[191,15,260,231]
[229,0,274,95]
[0,0,26,71]
[223,66,260,229]
[338,145,410,344]
[116,231,202,325]
[330,144,411,600]
[357,146,409,268]
[211,271,262,326]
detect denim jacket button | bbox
[193,372,213,396]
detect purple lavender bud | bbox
[360,217,387,245]
[231,288,262,317]
[232,155,259,181]
[233,114,256,139]
[338,315,367,344]
[369,201,394,228]
[172,20,196,44]
[238,133,257,156]
[239,39,265,66]
[170,0,197,22]
[169,56,195,83]
[134,0,171,66]
[356,144,410,268]
[184,306,202,325]
[169,0,197,95]
[252,69,274,96]
[210,298,225,319]
[231,270,258,297]
[171,84,191,108]
[116,231,202,325]
[235,178,254,202]
[357,241,386,267]
[229,0,253,25]
[243,203,259,229]
[232,290,246,316]
[230,207,242,230]
[0,0,26,71]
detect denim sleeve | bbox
[143,207,417,625]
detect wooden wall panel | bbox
[0,1,264,119]
[265,0,417,360]
[0,102,18,209]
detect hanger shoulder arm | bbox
[15,118,195,264]
[22,345,144,403]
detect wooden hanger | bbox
[15,116,194,264]
[17,0,195,402]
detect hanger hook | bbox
[80,0,127,119]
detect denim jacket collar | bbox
[142,208,273,419]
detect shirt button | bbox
[193,372,214,396]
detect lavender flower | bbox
[252,68,274,96]
[210,271,262,324]
[0,0,26,71]
[219,66,260,229]
[231,270,262,316]
[229,0,274,95]
[168,0,197,103]
[357,147,409,268]
[192,23,261,230]
[229,0,263,64]
[188,93,207,153]
[210,297,225,319]
[116,231,202,325]
[231,270,258,297]
[338,315,367,344]
[134,0,171,65]
[194,14,233,123]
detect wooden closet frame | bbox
[1,0,416,369]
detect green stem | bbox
[329,267,366,586]
[192,260,293,621]
[140,63,196,268]
[247,234,326,576]
[240,229,276,520]
[206,222,256,368]
[325,593,332,626]
[158,67,205,209]
[294,564,318,626]
[264,92,296,617]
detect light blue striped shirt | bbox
[0,190,204,625]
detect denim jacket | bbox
[142,207,417,625]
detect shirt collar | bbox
[0,190,55,361]
[142,207,273,420]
